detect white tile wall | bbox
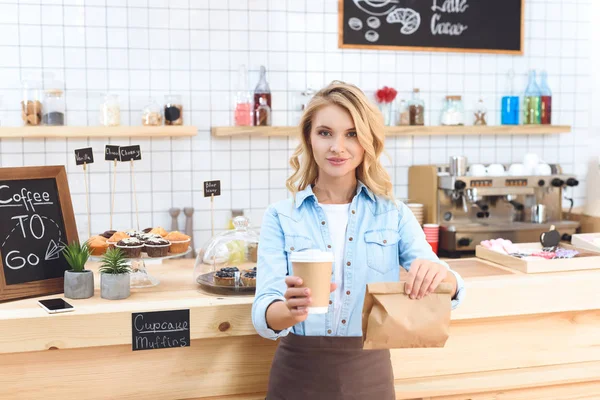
[0,0,595,247]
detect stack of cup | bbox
[423,224,439,254]
[407,203,424,225]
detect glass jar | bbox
[408,88,425,126]
[397,99,410,126]
[21,80,42,126]
[440,95,464,126]
[473,98,487,126]
[141,97,163,126]
[193,216,259,295]
[42,89,65,126]
[100,94,121,127]
[234,64,252,126]
[164,94,183,125]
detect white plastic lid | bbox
[289,249,334,263]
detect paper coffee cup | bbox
[290,249,334,314]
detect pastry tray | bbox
[196,271,256,295]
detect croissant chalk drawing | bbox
[386,8,421,35]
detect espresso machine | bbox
[408,158,580,256]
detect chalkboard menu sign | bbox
[0,166,78,302]
[339,0,524,54]
[132,309,190,351]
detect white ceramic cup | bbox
[534,163,552,176]
[468,164,487,176]
[508,163,526,176]
[486,164,505,176]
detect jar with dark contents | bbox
[164,94,183,125]
[408,88,424,126]
[42,89,65,126]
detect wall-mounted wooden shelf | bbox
[212,125,571,138]
[0,126,197,138]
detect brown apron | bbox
[266,333,395,400]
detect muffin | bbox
[125,229,143,238]
[214,267,240,286]
[150,226,168,238]
[248,243,258,263]
[88,235,109,256]
[137,233,162,252]
[142,227,153,233]
[115,237,144,258]
[107,231,129,249]
[144,238,171,257]
[164,231,191,254]
[241,267,257,287]
[100,230,116,239]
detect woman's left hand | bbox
[405,259,456,300]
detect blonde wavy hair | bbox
[286,81,393,200]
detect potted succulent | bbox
[62,241,94,299]
[99,248,132,300]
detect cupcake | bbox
[125,229,143,238]
[138,233,163,253]
[214,267,239,286]
[241,267,257,287]
[115,237,144,258]
[164,231,191,254]
[144,238,171,258]
[88,235,109,256]
[150,226,168,238]
[100,230,116,239]
[107,231,129,249]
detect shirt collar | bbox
[294,180,375,209]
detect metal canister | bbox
[449,156,467,176]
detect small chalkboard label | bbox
[132,309,190,351]
[105,145,121,161]
[203,180,221,197]
[120,145,142,162]
[74,147,94,166]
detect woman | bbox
[252,82,465,400]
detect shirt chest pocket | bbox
[364,229,400,274]
[284,235,315,276]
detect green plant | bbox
[62,241,91,272]
[99,248,131,275]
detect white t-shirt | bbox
[319,202,350,335]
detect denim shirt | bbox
[251,181,466,340]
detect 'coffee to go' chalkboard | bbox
[0,166,78,302]
[339,0,524,54]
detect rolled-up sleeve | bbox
[396,202,465,310]
[251,205,292,340]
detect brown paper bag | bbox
[362,281,453,349]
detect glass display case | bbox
[194,216,259,295]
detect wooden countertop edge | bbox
[1,266,600,354]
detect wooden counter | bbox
[1,258,600,400]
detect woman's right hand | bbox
[284,276,337,323]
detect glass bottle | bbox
[234,65,252,126]
[397,99,410,126]
[523,70,541,125]
[255,97,272,126]
[253,65,271,126]
[539,70,552,125]
[501,69,519,125]
[141,97,163,126]
[21,80,43,126]
[473,98,487,126]
[164,94,183,125]
[42,89,65,126]
[408,88,424,126]
[100,94,121,127]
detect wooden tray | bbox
[475,243,600,274]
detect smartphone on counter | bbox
[37,298,75,314]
